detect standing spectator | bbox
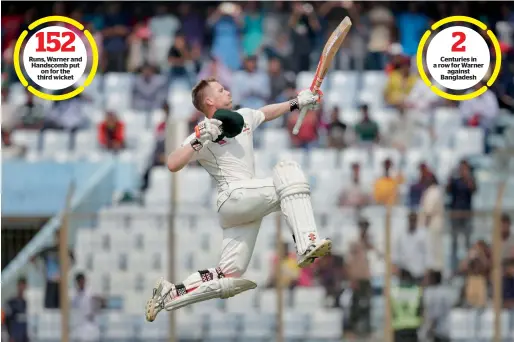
[393,213,430,284]
[288,2,321,73]
[373,159,404,206]
[31,232,74,309]
[97,111,125,152]
[4,278,28,342]
[102,3,129,72]
[339,163,372,208]
[178,3,204,49]
[366,3,395,70]
[422,271,455,342]
[418,174,445,276]
[458,241,490,308]
[408,163,432,210]
[447,160,477,271]
[207,3,243,71]
[354,104,380,145]
[502,214,514,261]
[391,270,423,342]
[71,273,103,342]
[287,109,320,149]
[18,90,46,129]
[132,64,167,113]
[314,253,345,307]
[325,106,349,150]
[149,4,180,40]
[496,52,514,111]
[242,2,264,56]
[267,57,296,104]
[232,56,270,110]
[266,243,300,291]
[345,218,374,337]
[168,32,192,86]
[397,3,431,57]
[384,58,418,109]
[197,56,233,91]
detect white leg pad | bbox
[272,160,319,255]
[164,278,256,311]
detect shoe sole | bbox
[297,239,332,268]
[145,277,164,322]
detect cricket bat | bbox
[293,16,352,135]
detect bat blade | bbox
[293,17,352,135]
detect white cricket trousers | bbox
[216,178,281,277]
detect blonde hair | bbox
[191,77,218,112]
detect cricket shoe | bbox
[145,277,174,322]
[297,238,332,268]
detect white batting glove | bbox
[191,118,222,150]
[297,89,322,111]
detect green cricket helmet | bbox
[212,109,245,142]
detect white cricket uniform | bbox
[181,108,280,276]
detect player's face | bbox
[207,82,232,110]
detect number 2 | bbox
[35,31,76,53]
[451,31,466,52]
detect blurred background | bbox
[2,1,514,342]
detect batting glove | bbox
[191,118,222,150]
[297,89,323,111]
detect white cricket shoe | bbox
[145,277,174,322]
[297,238,332,268]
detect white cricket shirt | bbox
[181,108,266,193]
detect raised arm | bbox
[259,90,321,123]
[167,118,222,172]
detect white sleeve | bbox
[180,133,200,161]
[237,108,265,130]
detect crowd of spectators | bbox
[2,1,514,341]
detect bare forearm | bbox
[167,144,196,172]
[260,101,291,122]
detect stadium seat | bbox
[205,312,241,341]
[454,127,485,157]
[277,149,306,168]
[263,129,290,150]
[176,310,204,340]
[308,148,338,170]
[449,309,479,340]
[305,309,344,340]
[340,148,370,170]
[283,310,309,340]
[292,287,325,311]
[239,313,275,342]
[477,308,511,339]
[13,130,39,151]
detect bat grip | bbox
[293,83,322,135]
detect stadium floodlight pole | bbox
[165,116,178,342]
[384,204,393,342]
[60,182,75,342]
[275,213,284,342]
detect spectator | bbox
[504,259,514,309]
[422,271,455,342]
[391,269,423,342]
[262,1,289,60]
[393,212,430,284]
[496,51,514,111]
[149,4,180,40]
[447,160,477,271]
[384,57,418,109]
[208,3,244,71]
[18,90,45,129]
[408,163,432,210]
[458,241,490,308]
[418,174,445,275]
[325,106,349,150]
[354,104,380,145]
[266,243,300,291]
[397,3,431,58]
[178,3,205,49]
[132,64,167,113]
[1,87,18,132]
[373,158,404,206]
[242,2,264,56]
[287,108,320,149]
[267,57,296,104]
[168,32,193,86]
[102,3,130,72]
[366,3,395,70]
[314,253,345,307]
[71,273,102,342]
[98,111,125,151]
[233,55,270,110]
[197,56,233,91]
[31,231,75,309]
[345,218,373,337]
[339,163,372,208]
[4,278,28,342]
[126,19,150,72]
[288,2,321,73]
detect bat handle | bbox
[292,85,320,136]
